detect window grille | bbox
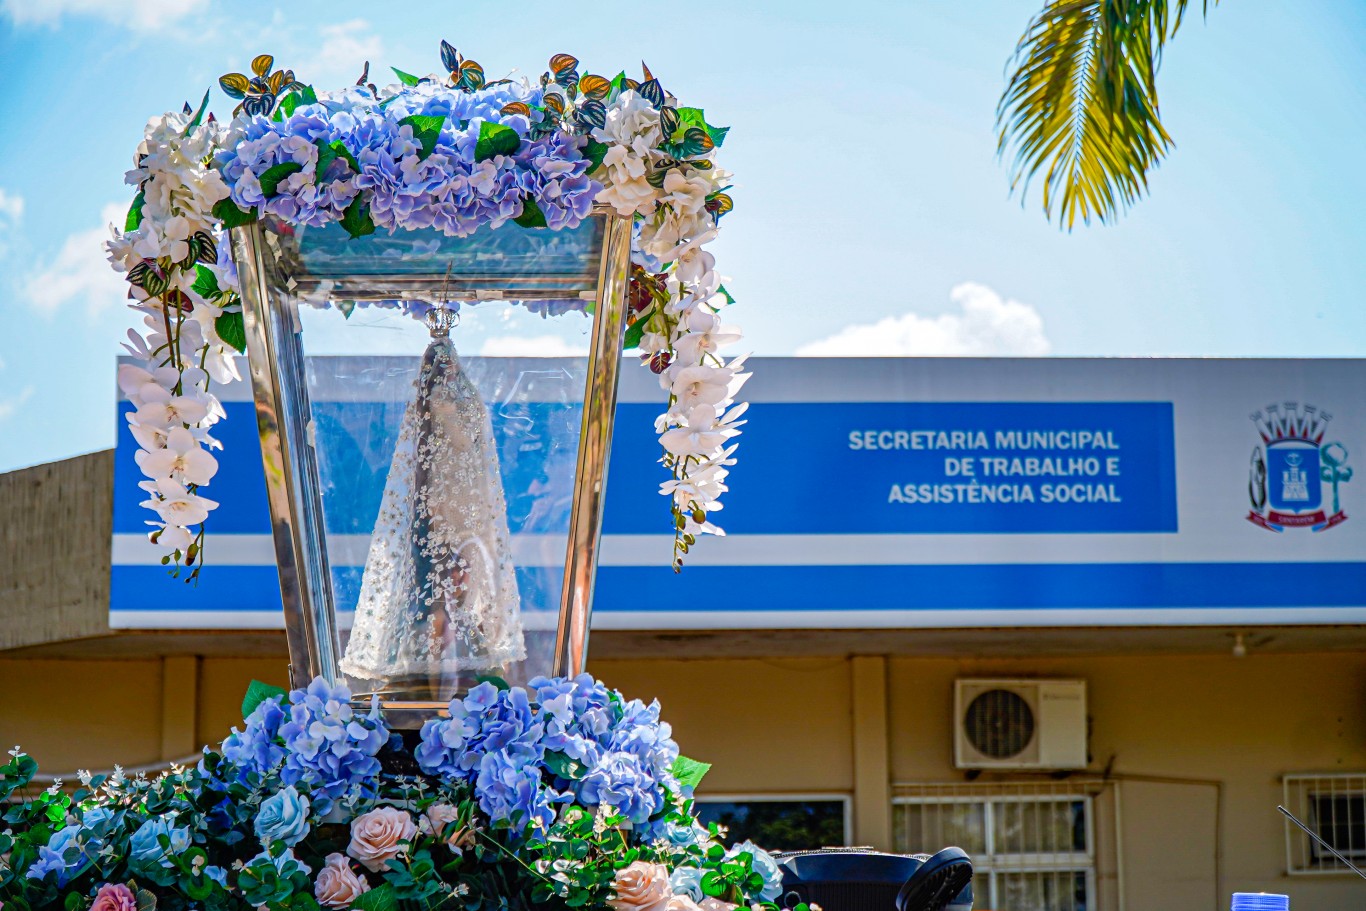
[1283,773,1366,875]
[893,781,1099,911]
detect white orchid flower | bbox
[669,365,731,411]
[135,427,219,486]
[132,385,210,429]
[155,523,195,552]
[141,478,218,527]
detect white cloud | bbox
[0,385,34,423]
[0,189,22,224]
[0,188,22,257]
[796,282,1052,357]
[296,19,383,89]
[479,335,587,357]
[1,0,209,30]
[24,203,128,316]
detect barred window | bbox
[894,782,1094,911]
[1283,773,1366,875]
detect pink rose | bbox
[421,804,475,851]
[347,806,417,873]
[315,853,370,909]
[91,884,137,911]
[609,861,673,911]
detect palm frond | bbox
[997,0,1214,229]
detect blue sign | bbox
[604,402,1178,535]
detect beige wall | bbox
[2,649,1364,909]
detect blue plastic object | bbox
[1231,893,1289,911]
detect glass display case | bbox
[231,205,632,726]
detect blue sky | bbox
[1,0,1364,471]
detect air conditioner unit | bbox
[953,678,1087,770]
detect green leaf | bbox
[125,191,146,232]
[582,139,610,173]
[675,127,713,159]
[274,91,301,122]
[391,67,421,87]
[670,755,712,790]
[543,750,587,781]
[351,884,399,911]
[135,889,158,911]
[300,85,319,106]
[240,679,286,719]
[212,198,257,229]
[717,284,736,306]
[608,71,628,99]
[675,107,706,138]
[399,114,445,160]
[184,89,211,134]
[340,198,376,239]
[513,196,547,229]
[675,107,728,148]
[314,139,359,180]
[474,121,520,162]
[258,162,304,198]
[623,318,646,351]
[337,299,357,319]
[475,674,510,691]
[191,264,220,299]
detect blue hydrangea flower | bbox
[278,678,388,810]
[215,80,598,239]
[416,682,543,780]
[577,749,663,824]
[25,826,91,887]
[475,750,556,832]
[220,694,288,784]
[417,675,688,840]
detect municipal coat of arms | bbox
[1248,403,1352,532]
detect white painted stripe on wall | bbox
[112,532,1343,568]
[113,533,570,567]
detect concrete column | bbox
[851,655,892,850]
[159,655,201,761]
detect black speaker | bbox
[775,847,972,911]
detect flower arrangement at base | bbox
[107,45,745,580]
[0,676,798,911]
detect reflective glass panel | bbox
[246,214,614,711]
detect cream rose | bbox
[420,803,475,851]
[314,853,370,909]
[698,900,738,911]
[609,861,674,911]
[347,807,417,873]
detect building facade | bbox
[3,357,1365,911]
